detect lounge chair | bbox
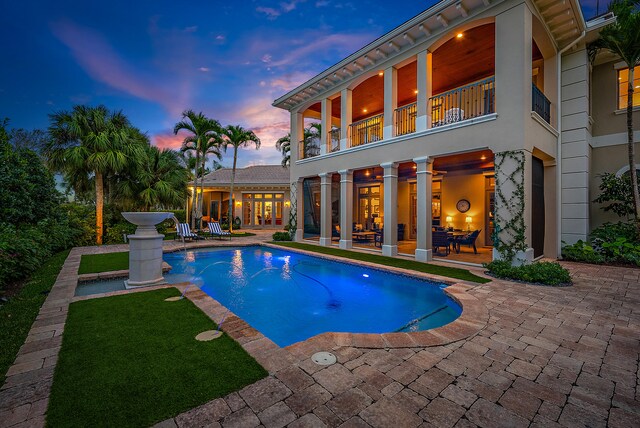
[208,221,231,240]
[177,223,199,241]
[454,229,481,254]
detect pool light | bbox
[362,273,369,278]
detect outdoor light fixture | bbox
[465,216,472,230]
[235,201,241,206]
[456,32,463,38]
[378,71,384,76]
[362,274,369,278]
[363,108,368,113]
[414,90,419,94]
[284,200,290,207]
[480,154,487,160]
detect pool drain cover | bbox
[195,330,222,341]
[312,352,337,366]
[165,297,181,302]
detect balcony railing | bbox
[532,83,551,124]
[395,102,417,136]
[329,128,341,152]
[429,76,495,127]
[298,137,320,160]
[349,113,383,147]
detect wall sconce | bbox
[445,216,452,227]
[465,216,473,231]
[284,200,291,208]
[235,201,242,206]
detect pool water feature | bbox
[164,246,462,347]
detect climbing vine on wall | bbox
[493,150,527,261]
[288,181,298,239]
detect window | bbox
[618,67,640,110]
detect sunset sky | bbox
[1,0,600,167]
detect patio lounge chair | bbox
[208,221,231,240]
[454,229,481,254]
[177,223,199,241]
[432,231,452,256]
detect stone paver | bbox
[1,236,640,428]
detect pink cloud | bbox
[153,133,184,150]
[256,7,281,19]
[51,19,191,116]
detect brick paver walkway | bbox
[1,235,639,428]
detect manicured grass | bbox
[47,288,267,427]
[0,250,70,382]
[271,242,491,284]
[78,251,129,274]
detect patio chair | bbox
[332,225,341,240]
[454,229,481,254]
[444,108,464,124]
[177,223,199,241]
[208,221,231,240]
[432,231,452,256]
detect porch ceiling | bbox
[531,0,585,49]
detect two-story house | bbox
[273,0,637,265]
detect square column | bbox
[291,111,304,162]
[319,173,333,246]
[416,50,432,131]
[340,89,352,151]
[294,179,304,241]
[320,99,332,155]
[414,156,433,262]
[383,66,398,140]
[339,169,353,249]
[381,162,398,256]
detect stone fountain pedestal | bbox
[121,212,176,289]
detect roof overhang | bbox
[272,0,496,112]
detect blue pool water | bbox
[164,246,461,347]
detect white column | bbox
[381,162,398,256]
[340,89,352,151]
[295,179,304,241]
[291,111,304,162]
[414,156,433,262]
[321,99,332,155]
[383,66,398,140]
[319,173,332,246]
[416,51,433,131]
[339,169,353,249]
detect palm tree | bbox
[589,0,640,236]
[116,146,189,211]
[220,125,261,232]
[173,110,221,228]
[46,105,145,244]
[275,122,322,166]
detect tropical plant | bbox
[275,122,321,166]
[45,105,145,244]
[593,172,640,218]
[220,125,261,232]
[115,145,189,211]
[173,110,221,228]
[589,0,640,237]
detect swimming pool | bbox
[164,246,461,347]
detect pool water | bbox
[164,246,461,347]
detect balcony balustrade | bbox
[532,83,551,124]
[329,128,341,152]
[349,114,383,147]
[298,137,321,160]
[395,102,417,136]
[429,76,495,127]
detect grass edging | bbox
[0,250,70,382]
[47,287,267,427]
[270,242,490,284]
[78,251,129,274]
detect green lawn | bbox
[78,251,129,274]
[0,250,70,382]
[47,288,267,427]
[271,242,490,284]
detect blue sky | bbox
[1,0,599,167]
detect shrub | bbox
[104,222,137,245]
[272,231,292,241]
[484,260,571,286]
[561,240,605,264]
[562,222,640,266]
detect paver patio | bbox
[1,232,639,427]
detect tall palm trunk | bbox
[192,150,200,229]
[228,147,238,233]
[198,150,206,230]
[95,171,104,245]
[627,67,640,238]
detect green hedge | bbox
[484,260,571,286]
